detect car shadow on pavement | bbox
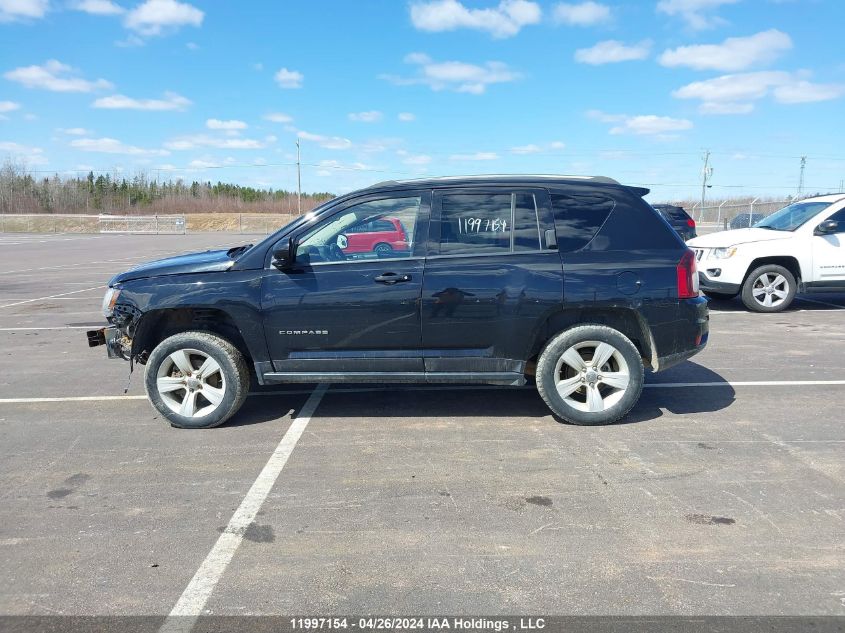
[706,293,845,312]
[222,360,735,428]
[625,360,736,424]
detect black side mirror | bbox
[271,237,296,270]
[814,219,839,236]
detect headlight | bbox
[102,287,121,317]
[711,246,737,260]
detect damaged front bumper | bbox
[86,326,131,360]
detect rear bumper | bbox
[650,296,709,372]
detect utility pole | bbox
[797,155,806,196]
[700,150,713,216]
[296,139,302,215]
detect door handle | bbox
[374,273,411,285]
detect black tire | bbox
[703,290,737,301]
[144,331,250,429]
[740,264,796,313]
[373,242,393,255]
[536,325,644,426]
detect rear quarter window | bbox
[550,191,615,252]
[552,187,680,251]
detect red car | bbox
[343,217,410,255]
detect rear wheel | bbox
[741,264,796,312]
[536,325,644,426]
[374,242,393,255]
[144,331,249,429]
[703,290,737,300]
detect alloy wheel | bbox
[155,348,226,418]
[751,272,789,308]
[553,341,630,413]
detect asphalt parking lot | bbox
[1,232,844,617]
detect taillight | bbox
[676,249,699,298]
[686,218,696,228]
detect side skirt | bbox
[261,371,526,386]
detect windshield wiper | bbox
[227,244,253,258]
[755,225,783,231]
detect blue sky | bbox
[1,0,844,202]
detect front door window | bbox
[296,196,422,264]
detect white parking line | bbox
[158,384,328,631]
[0,285,104,309]
[642,380,845,388]
[0,326,97,331]
[1,379,843,405]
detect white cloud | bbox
[588,110,693,136]
[659,29,792,71]
[402,153,432,166]
[772,80,845,104]
[4,60,113,92]
[0,100,21,113]
[295,130,353,150]
[398,112,416,121]
[0,141,47,164]
[510,144,542,154]
[409,0,541,38]
[187,158,220,169]
[575,39,651,64]
[71,0,125,15]
[509,141,566,154]
[274,67,303,89]
[699,101,754,114]
[206,118,247,130]
[656,0,740,30]
[57,127,92,135]
[383,53,520,94]
[124,0,203,35]
[672,70,845,113]
[673,70,789,103]
[553,1,610,26]
[264,112,293,123]
[164,134,276,151]
[70,137,169,156]
[449,152,499,160]
[348,110,383,123]
[0,0,47,22]
[92,92,191,111]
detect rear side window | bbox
[550,192,614,252]
[437,192,542,255]
[656,205,689,221]
[553,188,680,251]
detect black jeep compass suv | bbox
[89,175,709,428]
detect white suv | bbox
[688,194,845,312]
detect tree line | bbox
[0,162,334,215]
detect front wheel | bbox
[144,331,250,429]
[740,265,796,312]
[536,325,644,426]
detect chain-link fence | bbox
[690,198,793,229]
[98,214,186,234]
[1,212,296,235]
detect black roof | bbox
[361,174,629,191]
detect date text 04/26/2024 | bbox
[289,618,547,631]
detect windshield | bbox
[754,201,832,231]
